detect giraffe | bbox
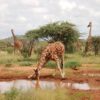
[11,29,23,54]
[28,41,65,79]
[84,22,93,54]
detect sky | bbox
[0,0,100,39]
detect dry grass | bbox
[0,88,93,100]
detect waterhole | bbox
[0,79,99,93]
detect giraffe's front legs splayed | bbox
[28,74,34,79]
[28,68,40,79]
[56,59,65,78]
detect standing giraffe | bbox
[11,29,23,54]
[84,22,93,54]
[29,42,65,79]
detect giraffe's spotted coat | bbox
[32,42,65,79]
[37,42,65,69]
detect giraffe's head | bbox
[87,22,92,27]
[34,69,39,79]
[11,29,14,33]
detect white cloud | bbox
[20,0,39,6]
[58,0,76,11]
[43,14,60,23]
[32,7,48,13]
[95,0,100,4]
[0,0,100,39]
[0,3,8,11]
[18,16,27,22]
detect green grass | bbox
[65,53,100,64]
[0,51,99,67]
[46,61,56,68]
[5,63,13,67]
[0,52,37,66]
[0,88,93,100]
[0,88,68,100]
[64,60,81,69]
[69,91,93,100]
[19,62,33,66]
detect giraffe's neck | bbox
[89,25,92,38]
[88,22,92,40]
[11,29,17,41]
[37,55,47,70]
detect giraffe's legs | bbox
[61,54,65,77]
[28,67,41,79]
[56,58,64,78]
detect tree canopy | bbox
[26,21,80,52]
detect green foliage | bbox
[0,41,13,54]
[69,92,92,100]
[3,88,68,100]
[4,88,19,100]
[5,63,12,67]
[26,21,80,53]
[92,36,100,55]
[6,47,13,54]
[20,47,29,58]
[1,87,94,100]
[18,58,35,66]
[46,61,56,68]
[64,61,81,69]
[20,40,34,58]
[19,62,33,66]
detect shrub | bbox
[92,36,100,55]
[64,61,81,69]
[6,47,13,54]
[4,88,68,100]
[46,61,56,68]
[5,63,12,67]
[4,88,19,100]
[19,62,33,66]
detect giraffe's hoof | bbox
[61,73,65,78]
[28,75,33,79]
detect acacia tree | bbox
[26,21,80,52]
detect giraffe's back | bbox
[41,42,65,60]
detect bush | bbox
[4,88,19,100]
[19,62,33,66]
[92,36,100,55]
[4,88,68,100]
[46,61,56,68]
[6,47,13,54]
[64,61,81,69]
[5,63,12,67]
[20,47,29,58]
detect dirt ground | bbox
[0,64,100,99]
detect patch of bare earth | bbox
[0,64,100,99]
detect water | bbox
[83,73,100,77]
[0,79,99,93]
